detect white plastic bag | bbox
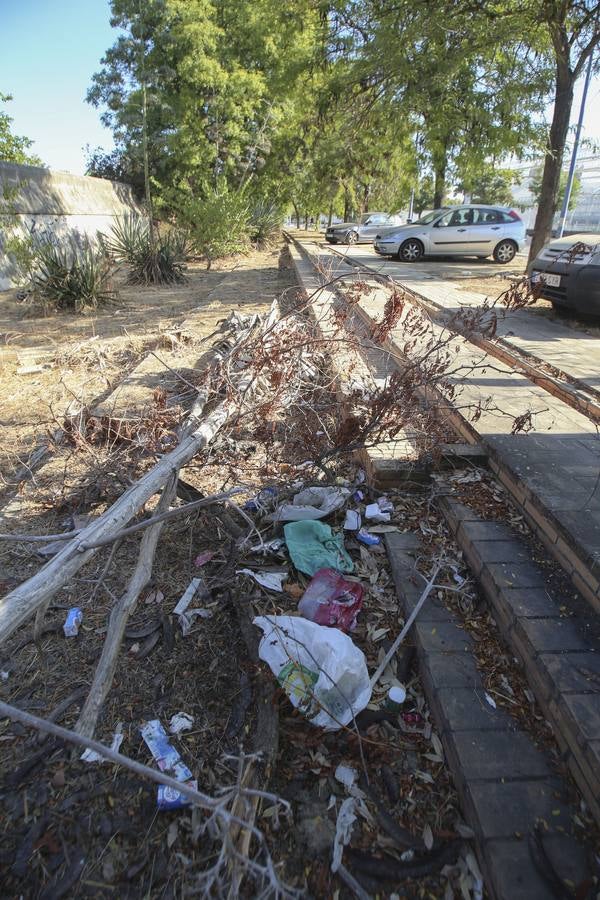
[272,486,350,522]
[253,615,372,730]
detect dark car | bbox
[325,212,402,244]
[530,233,600,316]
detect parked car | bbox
[325,212,403,245]
[530,233,600,316]
[373,205,526,263]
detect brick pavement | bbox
[386,530,591,900]
[293,238,600,612]
[441,497,600,827]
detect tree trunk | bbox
[292,201,300,229]
[327,202,333,227]
[344,190,350,222]
[528,62,574,265]
[362,182,370,214]
[433,158,446,210]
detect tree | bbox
[529,163,582,213]
[331,2,549,210]
[524,1,600,263]
[0,93,43,166]
[461,166,518,206]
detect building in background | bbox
[511,154,600,234]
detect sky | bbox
[1,1,600,177]
[0,0,116,173]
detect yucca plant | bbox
[249,201,283,248]
[29,238,117,313]
[102,216,187,285]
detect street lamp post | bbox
[558,51,594,238]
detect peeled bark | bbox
[528,61,574,265]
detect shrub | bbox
[29,238,117,313]
[178,187,250,270]
[102,216,187,285]
[249,201,283,248]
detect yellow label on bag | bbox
[277,660,318,707]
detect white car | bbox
[373,205,526,263]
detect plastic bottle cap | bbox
[388,685,406,705]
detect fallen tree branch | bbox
[0,699,299,897]
[369,562,441,690]
[0,400,233,646]
[75,473,178,739]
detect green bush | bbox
[102,216,187,285]
[178,187,250,270]
[29,239,117,313]
[249,201,283,248]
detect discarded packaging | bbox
[332,797,357,873]
[352,489,365,502]
[179,608,212,637]
[334,764,357,790]
[140,719,196,809]
[253,615,372,729]
[81,723,124,763]
[384,685,407,711]
[244,486,278,512]
[173,577,209,616]
[273,486,350,522]
[298,568,364,632]
[250,537,285,554]
[365,502,391,523]
[63,607,83,637]
[343,509,361,530]
[284,520,354,576]
[169,712,194,734]
[236,568,287,592]
[356,529,381,547]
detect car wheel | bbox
[345,231,358,244]
[398,239,424,262]
[493,239,517,263]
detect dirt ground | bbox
[0,247,293,488]
[1,243,597,898]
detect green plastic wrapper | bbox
[284,520,354,576]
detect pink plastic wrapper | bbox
[298,568,364,632]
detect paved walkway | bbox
[338,244,600,393]
[293,237,600,610]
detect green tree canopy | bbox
[0,93,43,166]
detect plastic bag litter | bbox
[332,798,357,872]
[272,486,350,522]
[237,568,287,592]
[284,520,354,576]
[298,568,364,632]
[253,615,372,729]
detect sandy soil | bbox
[0,247,294,487]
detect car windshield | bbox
[414,210,444,225]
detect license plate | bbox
[532,271,560,287]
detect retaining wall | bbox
[0,162,145,289]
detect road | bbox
[321,239,528,282]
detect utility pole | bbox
[558,51,594,238]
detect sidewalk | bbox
[293,237,600,612]
[340,244,600,392]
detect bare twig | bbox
[75,473,178,739]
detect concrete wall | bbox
[0,162,146,289]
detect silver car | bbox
[325,212,403,245]
[373,205,526,263]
